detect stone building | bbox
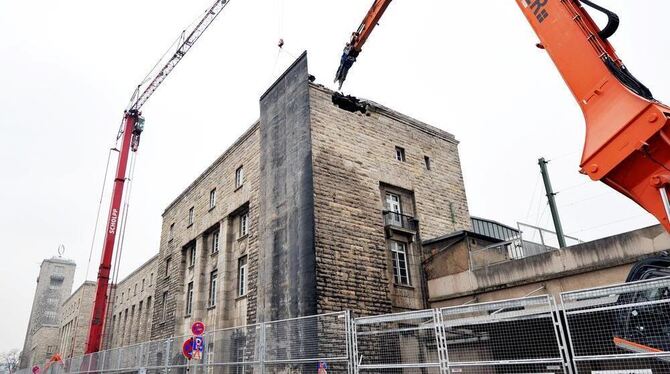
[58,281,96,358]
[102,254,158,349]
[150,53,471,339]
[20,257,76,369]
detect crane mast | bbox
[86,0,232,354]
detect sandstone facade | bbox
[149,53,471,338]
[58,281,96,358]
[103,255,158,348]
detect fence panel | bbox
[561,277,670,373]
[264,311,350,374]
[440,295,569,374]
[354,309,442,374]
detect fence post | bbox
[86,354,93,374]
[259,323,266,374]
[432,308,450,374]
[100,350,106,374]
[164,339,171,374]
[549,297,574,374]
[349,311,359,374]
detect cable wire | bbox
[85,148,118,281]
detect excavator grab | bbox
[335,0,670,232]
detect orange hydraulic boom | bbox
[336,0,670,232]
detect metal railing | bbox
[383,211,418,232]
[27,277,670,374]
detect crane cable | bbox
[85,147,118,281]
[100,150,138,346]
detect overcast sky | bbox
[2,0,669,352]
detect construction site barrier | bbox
[561,277,670,374]
[20,277,670,374]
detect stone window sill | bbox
[188,265,195,270]
[211,251,219,257]
[187,223,193,228]
[235,294,247,301]
[184,314,192,319]
[234,185,243,192]
[237,234,249,242]
[207,305,216,311]
[208,206,216,212]
[394,284,415,290]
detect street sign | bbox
[192,321,206,335]
[317,361,328,374]
[193,336,205,352]
[182,337,194,360]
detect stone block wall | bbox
[309,83,471,315]
[103,254,158,348]
[59,281,96,357]
[150,122,261,339]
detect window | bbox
[235,166,244,188]
[212,231,220,254]
[239,212,249,237]
[161,291,168,320]
[209,270,218,307]
[385,193,402,224]
[169,223,175,240]
[165,257,171,277]
[134,284,137,296]
[188,207,194,226]
[390,241,411,286]
[209,188,217,209]
[189,245,196,267]
[186,282,194,315]
[424,156,431,170]
[238,256,248,296]
[149,272,153,286]
[395,146,406,162]
[141,279,145,291]
[121,292,124,302]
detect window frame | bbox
[239,212,249,238]
[390,241,411,286]
[238,256,248,296]
[424,156,431,170]
[209,188,217,210]
[212,231,220,254]
[235,166,244,189]
[188,245,196,268]
[188,207,194,226]
[186,281,194,316]
[165,257,171,277]
[395,146,406,162]
[169,222,175,241]
[161,291,168,321]
[209,270,218,308]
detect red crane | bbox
[85,0,233,354]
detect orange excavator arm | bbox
[335,0,670,232]
[334,0,393,90]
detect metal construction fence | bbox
[561,277,670,374]
[19,277,670,374]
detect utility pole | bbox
[538,157,567,248]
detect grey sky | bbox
[1,0,669,352]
